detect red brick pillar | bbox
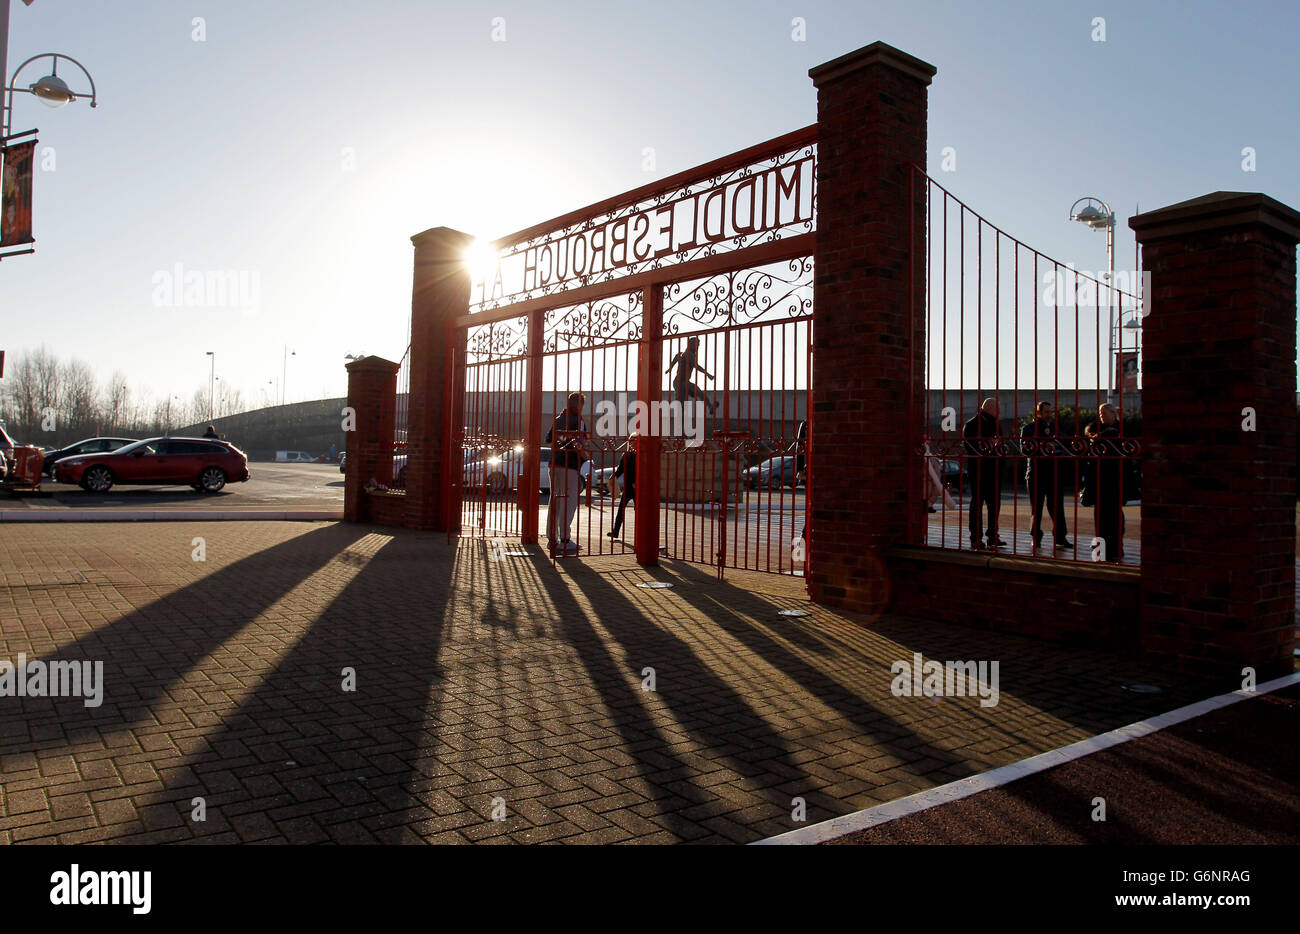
[343,355,399,522]
[1131,192,1300,679]
[806,42,935,615]
[407,226,473,530]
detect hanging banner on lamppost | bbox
[1116,351,1139,393]
[1,139,36,246]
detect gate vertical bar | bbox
[521,308,543,544]
[441,324,466,535]
[636,284,663,565]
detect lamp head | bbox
[1069,199,1115,229]
[30,74,75,108]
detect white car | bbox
[390,446,553,493]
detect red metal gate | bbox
[446,125,818,580]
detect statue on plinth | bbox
[666,336,718,417]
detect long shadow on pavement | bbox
[2,523,372,763]
[127,529,460,844]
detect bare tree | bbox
[61,359,98,436]
[103,370,130,433]
[0,351,40,435]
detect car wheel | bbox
[198,466,227,492]
[81,466,114,493]
[488,472,507,494]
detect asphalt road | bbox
[2,462,345,510]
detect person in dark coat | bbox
[1079,403,1134,563]
[1021,401,1071,549]
[202,425,218,439]
[963,397,1005,550]
[546,392,588,555]
[606,433,637,539]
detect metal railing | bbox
[914,167,1143,566]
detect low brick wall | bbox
[887,547,1141,654]
[365,491,410,527]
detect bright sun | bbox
[464,238,500,284]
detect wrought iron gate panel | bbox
[540,292,642,561]
[457,314,529,539]
[658,257,813,577]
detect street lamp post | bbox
[282,346,295,406]
[1116,309,1143,393]
[205,351,215,422]
[1069,197,1117,403]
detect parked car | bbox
[591,464,620,496]
[41,437,136,477]
[385,445,553,493]
[51,437,250,493]
[274,450,315,463]
[0,423,14,481]
[745,455,800,489]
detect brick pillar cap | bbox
[1129,191,1300,244]
[411,226,475,254]
[345,355,400,374]
[809,41,936,88]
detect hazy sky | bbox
[2,0,1296,409]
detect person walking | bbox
[606,432,637,540]
[923,440,956,513]
[1079,403,1133,563]
[1021,401,1071,549]
[963,397,1005,550]
[202,425,218,439]
[546,392,588,556]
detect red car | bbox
[52,436,250,493]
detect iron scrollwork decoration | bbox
[543,291,643,353]
[466,314,529,365]
[921,435,1142,460]
[662,257,814,336]
[468,138,817,314]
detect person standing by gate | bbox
[606,432,637,540]
[1079,403,1133,563]
[546,392,588,556]
[963,397,1005,550]
[1021,401,1071,550]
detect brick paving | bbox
[0,521,1220,844]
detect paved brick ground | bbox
[0,521,1219,844]
[828,683,1300,844]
